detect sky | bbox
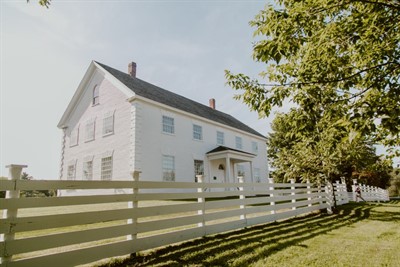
[0,0,279,179]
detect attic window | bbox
[93,85,99,105]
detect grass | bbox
[97,200,400,267]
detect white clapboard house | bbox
[57,61,269,192]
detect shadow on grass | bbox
[99,203,373,267]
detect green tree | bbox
[27,0,51,8]
[388,168,400,197]
[267,107,383,185]
[226,0,400,154]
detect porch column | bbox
[249,161,254,183]
[225,156,231,183]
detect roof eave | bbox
[57,61,97,129]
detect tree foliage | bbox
[388,168,400,196]
[27,0,51,8]
[226,0,400,153]
[266,106,392,185]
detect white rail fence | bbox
[332,178,390,204]
[0,165,389,267]
[1,165,330,267]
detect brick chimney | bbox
[209,98,216,110]
[128,62,137,78]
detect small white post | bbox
[1,164,27,264]
[335,181,341,205]
[306,179,312,207]
[268,178,275,214]
[128,171,141,241]
[325,181,333,215]
[352,179,358,202]
[196,175,205,228]
[290,179,296,210]
[340,177,348,204]
[238,176,246,223]
[318,181,323,206]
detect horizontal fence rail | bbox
[0,166,389,267]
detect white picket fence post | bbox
[335,180,340,205]
[352,179,357,202]
[325,182,333,214]
[306,179,312,207]
[127,171,141,241]
[290,179,296,210]
[238,176,246,223]
[340,177,349,204]
[318,182,323,206]
[268,178,276,214]
[197,175,205,228]
[1,164,27,264]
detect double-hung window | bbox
[252,141,258,154]
[162,116,174,134]
[217,131,224,145]
[193,124,202,140]
[162,155,175,181]
[101,155,113,180]
[235,136,243,150]
[103,111,115,136]
[194,160,204,177]
[254,168,261,183]
[85,118,95,142]
[83,156,93,180]
[237,165,245,178]
[70,126,79,147]
[67,160,77,180]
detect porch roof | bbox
[206,146,256,163]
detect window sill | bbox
[85,139,95,143]
[69,144,79,148]
[103,132,114,137]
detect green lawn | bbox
[98,200,400,267]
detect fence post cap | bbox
[6,164,28,169]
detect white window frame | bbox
[85,118,96,142]
[252,141,258,154]
[162,115,175,134]
[93,85,99,106]
[67,160,77,180]
[101,154,113,181]
[237,165,245,178]
[102,110,115,136]
[235,136,243,150]
[193,124,203,141]
[254,168,261,183]
[82,156,94,180]
[70,125,79,147]
[217,131,224,145]
[162,155,175,181]
[194,160,204,177]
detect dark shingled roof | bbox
[96,61,265,138]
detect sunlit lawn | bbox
[98,200,400,267]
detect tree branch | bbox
[256,61,399,88]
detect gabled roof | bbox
[96,62,265,139]
[207,146,256,156]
